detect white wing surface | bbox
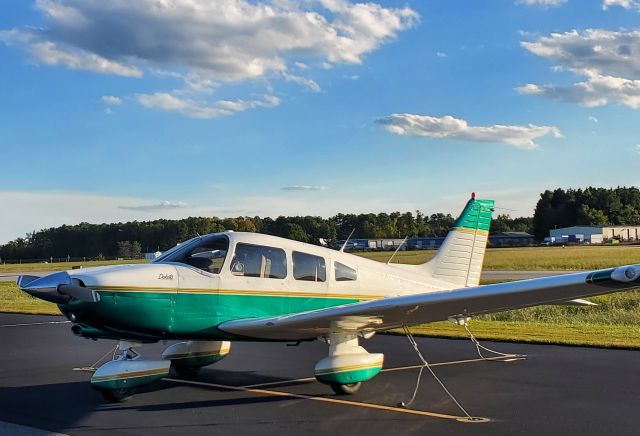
[218,265,640,341]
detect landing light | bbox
[611,266,640,282]
[625,267,637,280]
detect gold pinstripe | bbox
[451,227,489,236]
[87,285,383,300]
[164,348,231,360]
[314,362,383,376]
[92,367,168,383]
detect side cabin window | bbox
[293,251,326,282]
[154,234,229,274]
[335,262,357,281]
[230,243,287,279]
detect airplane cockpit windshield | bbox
[154,234,229,274]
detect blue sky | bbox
[1,0,639,243]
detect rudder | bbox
[421,194,494,287]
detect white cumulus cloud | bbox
[0,29,142,77]
[0,0,418,118]
[603,0,640,11]
[521,29,640,78]
[101,95,122,106]
[119,200,189,212]
[517,70,640,108]
[377,114,562,150]
[517,0,567,7]
[519,29,640,109]
[282,185,327,191]
[137,92,281,119]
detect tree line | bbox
[532,187,640,239]
[3,186,638,260]
[0,211,529,260]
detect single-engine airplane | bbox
[17,194,640,402]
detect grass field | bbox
[358,245,640,270]
[0,259,147,273]
[396,320,640,349]
[3,245,640,273]
[0,282,58,315]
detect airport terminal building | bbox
[549,225,640,244]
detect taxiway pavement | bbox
[1,313,639,435]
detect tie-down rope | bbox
[400,325,474,420]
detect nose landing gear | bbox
[91,341,170,403]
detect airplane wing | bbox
[218,265,640,341]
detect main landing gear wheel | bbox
[330,382,361,395]
[173,365,201,379]
[100,387,136,403]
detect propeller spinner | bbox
[17,271,100,304]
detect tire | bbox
[330,382,361,395]
[100,387,135,402]
[173,365,201,379]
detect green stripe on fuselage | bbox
[61,291,362,342]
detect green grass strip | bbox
[0,259,148,273]
[398,321,640,349]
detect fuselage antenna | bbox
[339,228,356,253]
[387,236,408,265]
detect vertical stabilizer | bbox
[421,195,494,287]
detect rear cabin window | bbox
[334,262,357,281]
[230,243,287,279]
[293,251,326,282]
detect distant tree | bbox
[491,214,513,233]
[286,223,309,243]
[490,215,534,234]
[532,187,640,239]
[117,241,132,259]
[577,205,608,226]
[131,241,142,258]
[397,211,418,237]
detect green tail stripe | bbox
[453,198,494,232]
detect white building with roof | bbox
[549,226,640,243]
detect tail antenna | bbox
[339,228,356,253]
[387,236,408,265]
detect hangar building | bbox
[549,225,640,243]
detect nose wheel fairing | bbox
[90,342,170,396]
[315,329,384,391]
[91,358,170,392]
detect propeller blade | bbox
[58,285,101,303]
